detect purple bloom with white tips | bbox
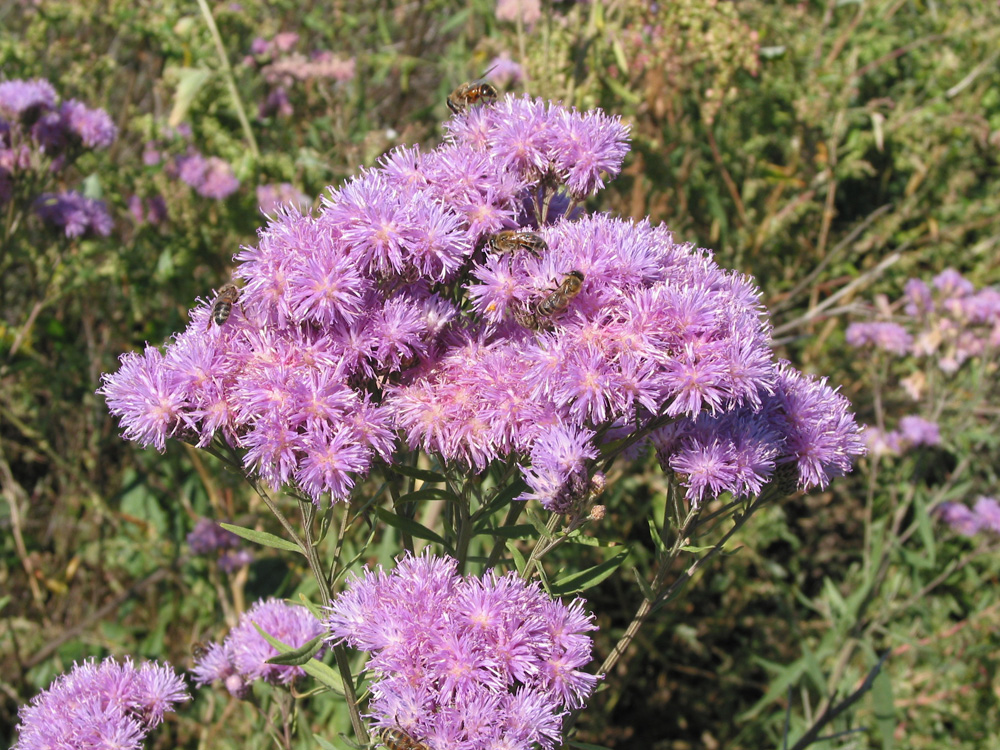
[192,598,325,692]
[13,656,189,750]
[325,552,599,750]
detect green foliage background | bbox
[2,0,1000,748]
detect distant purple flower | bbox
[192,598,324,691]
[845,321,912,356]
[198,156,240,199]
[933,268,974,299]
[0,78,57,123]
[142,142,161,166]
[488,53,524,88]
[249,37,270,56]
[13,656,188,750]
[897,415,940,447]
[325,552,598,750]
[974,496,1000,534]
[496,0,542,26]
[34,191,113,238]
[219,548,254,572]
[273,32,300,52]
[59,99,117,149]
[176,152,239,199]
[128,194,168,226]
[259,85,293,118]
[257,182,311,214]
[862,425,902,457]
[187,517,242,554]
[936,502,981,537]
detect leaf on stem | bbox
[390,464,447,484]
[376,506,448,547]
[549,548,629,596]
[252,623,344,694]
[220,523,302,553]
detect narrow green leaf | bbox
[549,549,629,596]
[167,67,213,128]
[525,507,554,539]
[390,464,446,484]
[296,594,325,621]
[478,479,527,517]
[220,523,301,553]
[480,524,535,540]
[738,656,807,720]
[266,634,324,666]
[631,567,655,602]
[872,667,895,749]
[252,624,344,694]
[397,487,456,504]
[822,576,848,619]
[507,540,527,575]
[312,736,338,750]
[376,507,447,547]
[647,519,667,554]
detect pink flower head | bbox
[193,598,325,691]
[325,552,599,750]
[13,657,188,750]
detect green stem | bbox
[195,0,260,159]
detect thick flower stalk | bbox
[101,93,863,508]
[13,656,188,750]
[325,553,599,750]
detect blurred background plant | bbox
[2,0,1000,748]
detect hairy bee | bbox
[377,727,431,750]
[482,230,548,257]
[535,270,584,320]
[447,78,498,114]
[207,282,240,329]
[191,641,209,659]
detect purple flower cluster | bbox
[651,361,864,503]
[192,598,325,697]
[325,553,599,750]
[101,92,862,508]
[0,78,116,208]
[243,32,355,121]
[186,517,253,571]
[34,191,113,238]
[936,496,1000,537]
[847,268,1000,375]
[863,415,941,458]
[257,181,311,215]
[13,656,188,750]
[175,151,240,200]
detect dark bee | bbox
[482,230,548,257]
[535,270,584,320]
[207,283,240,329]
[447,78,498,114]
[378,727,431,750]
[191,641,209,659]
